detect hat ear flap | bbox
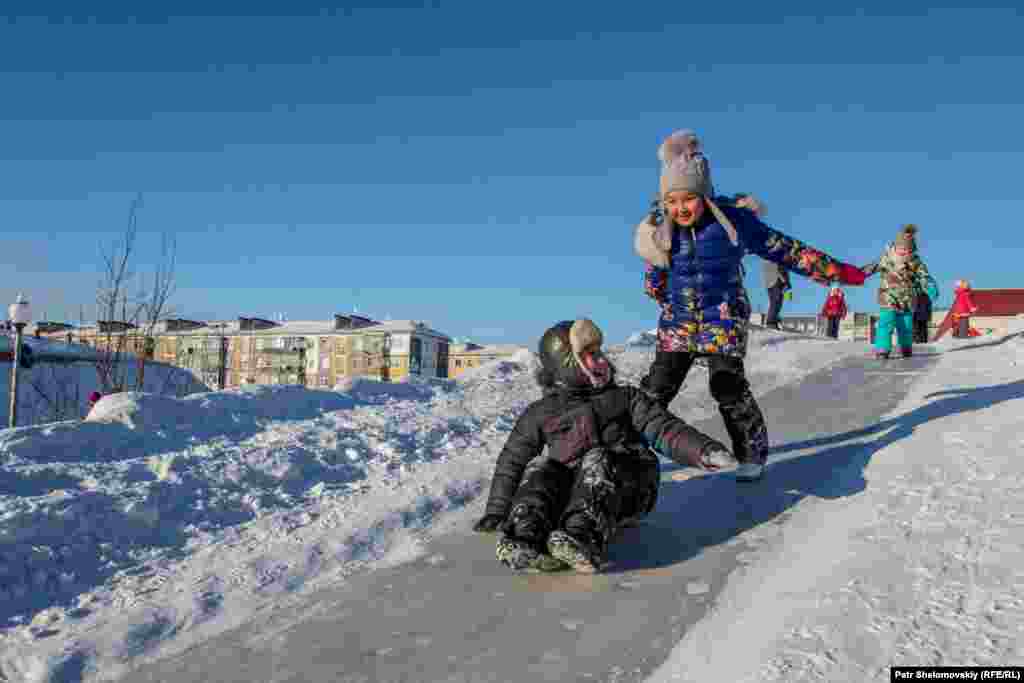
[569,319,603,355]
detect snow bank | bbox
[0,328,865,682]
[0,365,538,682]
[625,329,658,348]
[0,357,207,428]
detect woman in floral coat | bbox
[820,286,848,339]
[862,224,938,358]
[634,130,866,482]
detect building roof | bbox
[157,319,451,341]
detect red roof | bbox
[966,289,1024,316]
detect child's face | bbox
[893,245,910,258]
[663,191,705,227]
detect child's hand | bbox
[698,441,735,471]
[837,263,867,286]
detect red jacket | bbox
[820,291,848,319]
[951,285,978,317]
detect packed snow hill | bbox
[0,338,207,428]
[1,322,1022,682]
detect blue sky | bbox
[1,2,1022,345]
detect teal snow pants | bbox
[874,309,914,352]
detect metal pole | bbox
[9,323,24,428]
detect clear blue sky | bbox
[2,2,1022,346]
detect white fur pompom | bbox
[658,129,702,167]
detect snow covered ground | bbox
[0,338,207,428]
[651,319,1024,682]
[0,322,1021,682]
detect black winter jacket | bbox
[482,382,713,520]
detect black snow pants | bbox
[912,317,929,344]
[501,448,660,554]
[640,350,769,466]
[765,283,785,328]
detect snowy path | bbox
[650,333,1024,682]
[124,354,939,683]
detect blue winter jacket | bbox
[644,206,850,357]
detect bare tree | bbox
[134,230,178,390]
[94,194,178,394]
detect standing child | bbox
[472,318,733,574]
[820,286,848,339]
[633,129,866,482]
[950,280,979,338]
[913,283,934,343]
[862,224,937,358]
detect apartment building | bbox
[447,342,526,379]
[32,314,452,390]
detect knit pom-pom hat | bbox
[658,129,713,198]
[895,224,918,251]
[634,129,739,266]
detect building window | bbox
[455,359,462,367]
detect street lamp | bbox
[8,294,31,429]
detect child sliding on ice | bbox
[472,318,733,574]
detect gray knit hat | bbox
[895,224,918,251]
[658,129,714,197]
[647,129,738,252]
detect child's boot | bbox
[547,529,605,574]
[495,535,542,571]
[899,347,913,358]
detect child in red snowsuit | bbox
[951,280,979,338]
[819,286,847,339]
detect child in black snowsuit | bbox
[472,318,733,574]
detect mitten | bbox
[660,428,727,471]
[837,263,866,286]
[472,514,505,534]
[697,441,735,471]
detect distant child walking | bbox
[819,286,848,339]
[951,280,979,338]
[862,224,937,358]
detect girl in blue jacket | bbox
[634,129,866,481]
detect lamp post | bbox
[8,294,31,429]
